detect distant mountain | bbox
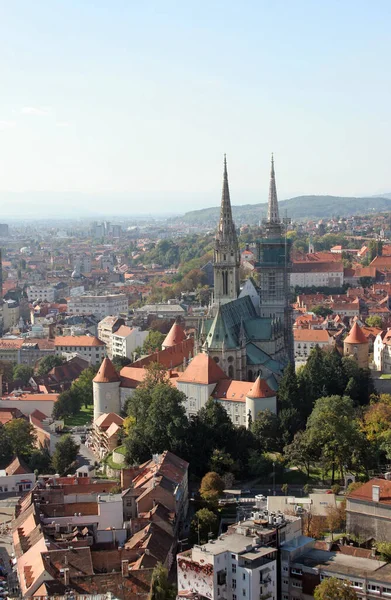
[177,195,391,225]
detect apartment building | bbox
[27,284,56,303]
[54,334,106,365]
[293,329,333,366]
[291,262,344,289]
[112,325,148,359]
[177,532,278,600]
[68,293,128,319]
[97,316,125,358]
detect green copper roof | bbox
[206,305,237,349]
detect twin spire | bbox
[267,153,280,224]
[217,154,237,244]
[218,153,280,238]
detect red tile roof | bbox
[162,322,186,347]
[294,329,331,343]
[5,456,31,476]
[177,353,228,384]
[132,338,194,370]
[344,322,368,345]
[93,358,120,383]
[54,335,105,347]
[213,379,252,402]
[247,376,275,399]
[348,478,391,505]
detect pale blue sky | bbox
[0,0,390,214]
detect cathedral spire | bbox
[217,154,237,243]
[267,153,280,224]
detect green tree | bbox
[314,577,358,600]
[71,367,97,408]
[52,435,79,475]
[111,356,131,371]
[125,382,188,464]
[28,447,53,474]
[0,424,13,468]
[306,395,363,483]
[12,364,34,385]
[365,315,383,328]
[251,409,281,452]
[4,419,36,459]
[209,448,234,475]
[142,330,165,354]
[37,355,66,376]
[0,360,14,383]
[190,508,219,545]
[284,430,315,479]
[148,563,176,600]
[52,389,81,419]
[312,305,333,318]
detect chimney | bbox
[63,567,70,586]
[121,559,129,577]
[372,485,380,503]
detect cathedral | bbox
[198,155,293,385]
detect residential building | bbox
[0,338,55,365]
[290,261,344,288]
[27,284,56,303]
[134,303,186,321]
[0,392,59,417]
[91,411,123,458]
[97,315,125,358]
[68,293,128,319]
[55,334,105,365]
[346,478,391,541]
[288,543,391,600]
[374,329,391,372]
[112,325,148,359]
[177,532,278,600]
[293,329,333,367]
[0,457,35,494]
[343,322,369,368]
[121,450,189,530]
[1,298,20,332]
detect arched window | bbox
[248,370,253,381]
[228,365,234,378]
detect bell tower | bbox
[213,155,240,307]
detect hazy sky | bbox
[1,0,391,214]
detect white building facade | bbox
[177,533,277,600]
[68,294,128,319]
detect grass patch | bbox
[64,405,93,427]
[115,445,126,456]
[380,374,391,379]
[106,453,123,471]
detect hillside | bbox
[177,195,391,225]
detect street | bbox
[72,432,97,468]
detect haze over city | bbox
[1,0,391,216]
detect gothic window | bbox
[228,365,234,378]
[213,356,220,363]
[248,370,253,381]
[228,356,234,363]
[224,254,226,261]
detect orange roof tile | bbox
[294,329,331,343]
[177,353,228,384]
[344,322,368,345]
[94,412,123,429]
[348,478,391,505]
[213,379,252,402]
[93,358,120,383]
[162,322,186,347]
[247,376,275,398]
[54,335,105,347]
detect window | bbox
[232,564,236,573]
[232,579,236,589]
[242,591,246,597]
[283,579,289,585]
[292,581,302,589]
[233,596,237,600]
[368,584,380,592]
[242,573,246,580]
